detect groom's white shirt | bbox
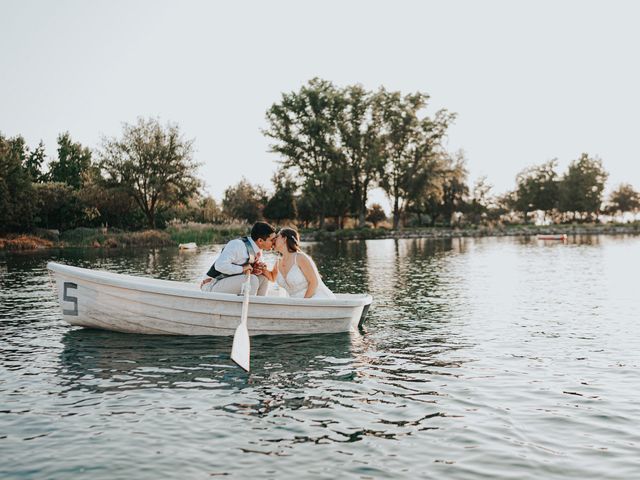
[210,237,261,276]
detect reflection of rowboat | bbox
[47,262,372,336]
[537,234,567,241]
[57,329,355,392]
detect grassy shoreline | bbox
[300,222,640,241]
[1,223,639,251]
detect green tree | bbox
[264,78,343,229]
[465,176,492,225]
[99,117,201,229]
[78,180,143,230]
[162,196,205,225]
[324,159,352,229]
[486,192,515,223]
[33,182,85,230]
[607,183,640,218]
[222,178,266,223]
[514,159,560,223]
[405,169,441,227]
[263,171,297,223]
[199,196,224,224]
[436,151,469,226]
[366,203,387,228]
[0,134,35,232]
[417,151,468,226]
[558,153,608,221]
[47,132,93,188]
[295,193,316,228]
[25,140,47,182]
[377,90,455,229]
[336,85,383,227]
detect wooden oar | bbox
[230,272,251,372]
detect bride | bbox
[262,228,335,299]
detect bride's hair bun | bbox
[278,227,300,253]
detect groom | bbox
[200,221,276,296]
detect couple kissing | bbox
[200,222,335,299]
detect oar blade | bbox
[230,272,252,372]
[230,322,250,372]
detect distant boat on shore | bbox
[178,242,198,250]
[537,234,567,241]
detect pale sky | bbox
[1,0,639,211]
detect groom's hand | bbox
[252,261,267,276]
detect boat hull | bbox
[48,262,372,336]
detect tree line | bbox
[0,120,205,233]
[1,79,639,235]
[240,78,639,228]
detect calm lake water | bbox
[1,235,640,479]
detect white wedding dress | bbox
[275,252,335,299]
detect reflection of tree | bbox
[361,237,474,371]
[390,239,451,325]
[516,235,602,247]
[303,240,370,295]
[564,235,601,246]
[392,237,458,306]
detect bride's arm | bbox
[297,255,318,298]
[261,259,278,282]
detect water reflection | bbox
[57,329,357,393]
[304,240,370,295]
[3,235,640,479]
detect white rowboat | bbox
[47,262,372,336]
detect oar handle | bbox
[240,271,251,325]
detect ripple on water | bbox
[1,236,640,479]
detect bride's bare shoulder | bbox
[296,252,313,266]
